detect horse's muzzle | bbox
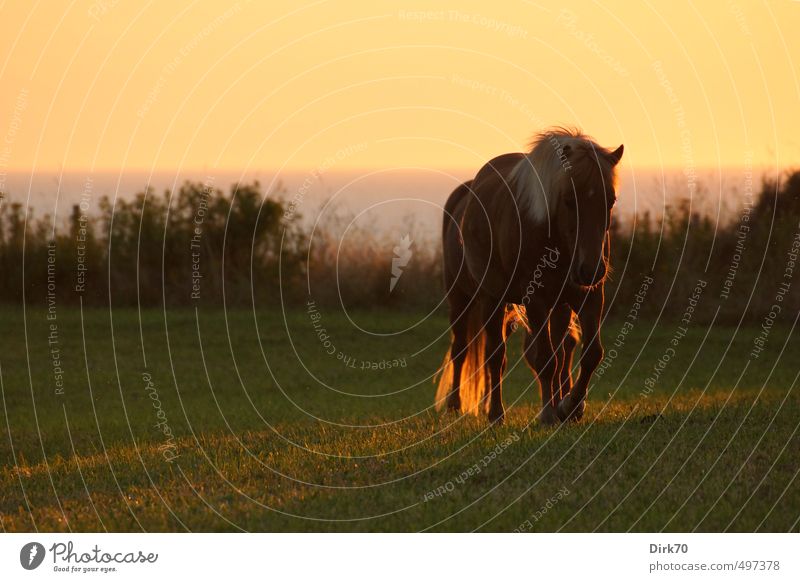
[573,262,606,287]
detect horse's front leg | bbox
[524,302,559,425]
[558,287,604,422]
[483,300,507,425]
[548,303,576,404]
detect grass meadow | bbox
[1,306,798,532]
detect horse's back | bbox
[443,180,473,241]
[459,152,527,299]
[473,153,525,188]
[442,153,524,241]
[442,181,476,298]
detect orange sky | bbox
[0,0,798,174]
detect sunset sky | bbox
[0,0,798,175]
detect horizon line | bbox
[0,163,791,175]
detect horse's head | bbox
[553,138,623,288]
[511,128,624,288]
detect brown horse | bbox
[436,128,623,425]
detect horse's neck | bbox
[521,222,565,264]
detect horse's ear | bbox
[608,144,624,165]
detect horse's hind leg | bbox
[483,299,507,424]
[445,293,472,412]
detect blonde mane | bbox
[509,127,616,224]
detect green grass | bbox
[1,305,798,532]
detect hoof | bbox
[537,403,560,426]
[488,406,505,426]
[556,393,586,422]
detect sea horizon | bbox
[0,164,786,239]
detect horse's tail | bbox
[434,299,488,415]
